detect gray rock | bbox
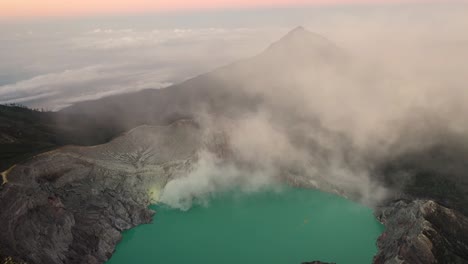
[374,200,468,264]
[0,121,203,264]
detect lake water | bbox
[107,187,384,264]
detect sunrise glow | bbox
[0,0,434,18]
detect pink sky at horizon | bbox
[0,0,443,18]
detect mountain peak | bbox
[277,26,332,46]
[286,26,307,35]
[262,26,339,57]
[258,26,345,65]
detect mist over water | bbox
[109,187,384,264]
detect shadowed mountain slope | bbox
[59,26,348,134]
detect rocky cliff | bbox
[374,200,468,264]
[0,121,203,264]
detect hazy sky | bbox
[0,0,452,18]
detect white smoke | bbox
[159,151,280,211]
[157,5,468,209]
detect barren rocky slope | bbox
[375,200,468,264]
[0,121,204,264]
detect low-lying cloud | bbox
[0,25,281,110]
[0,65,173,110]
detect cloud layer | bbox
[0,26,281,110]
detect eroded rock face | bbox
[374,200,468,264]
[0,121,203,264]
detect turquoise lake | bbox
[107,187,384,264]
